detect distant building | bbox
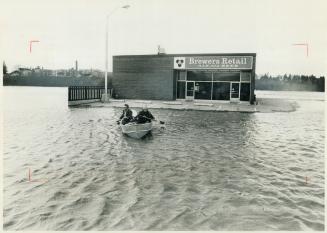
[80,70,92,77]
[9,70,20,77]
[56,69,67,77]
[33,66,42,75]
[43,69,53,76]
[7,65,105,80]
[78,69,104,78]
[18,68,32,76]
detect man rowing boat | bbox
[135,106,155,124]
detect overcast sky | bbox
[1,0,326,76]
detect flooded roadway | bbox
[3,87,325,230]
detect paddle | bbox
[155,119,166,130]
[139,116,165,125]
[153,119,165,124]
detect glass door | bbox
[186,81,195,100]
[230,82,240,102]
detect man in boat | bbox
[118,104,133,125]
[135,106,155,124]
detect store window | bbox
[194,82,212,100]
[240,83,250,101]
[212,82,230,100]
[241,72,251,82]
[213,72,240,82]
[187,71,212,81]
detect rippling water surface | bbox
[3,87,325,230]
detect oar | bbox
[154,119,165,124]
[143,116,164,124]
[154,119,166,130]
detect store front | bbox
[175,56,253,102]
[112,53,256,104]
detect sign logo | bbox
[174,57,185,69]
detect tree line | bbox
[256,74,325,92]
[3,61,325,91]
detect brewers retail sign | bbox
[174,56,253,69]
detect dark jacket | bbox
[136,110,154,123]
[119,108,133,120]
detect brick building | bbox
[112,53,256,104]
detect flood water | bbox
[2,87,325,230]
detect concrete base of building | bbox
[101,93,110,103]
[75,98,298,113]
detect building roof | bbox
[114,53,257,58]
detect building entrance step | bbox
[194,102,214,107]
[163,101,182,105]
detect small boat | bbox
[120,121,153,139]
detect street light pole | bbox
[105,15,109,96]
[103,4,130,102]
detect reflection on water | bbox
[3,87,325,230]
